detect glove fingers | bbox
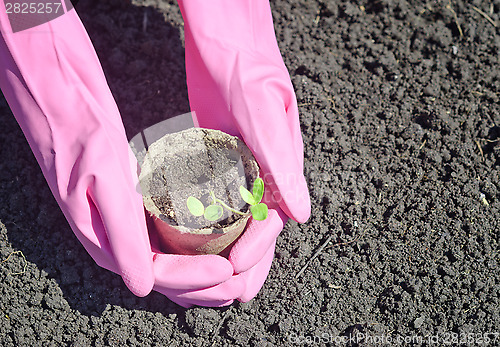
[153,253,233,290]
[163,241,276,307]
[229,208,286,273]
[237,241,276,303]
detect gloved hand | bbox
[0,7,157,296]
[153,0,311,306]
[0,6,236,301]
[178,0,310,222]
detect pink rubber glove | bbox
[0,7,237,301]
[154,0,311,305]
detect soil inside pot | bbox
[139,128,259,231]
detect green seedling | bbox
[239,177,268,221]
[186,178,268,222]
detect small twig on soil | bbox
[418,139,427,150]
[446,2,463,38]
[295,234,334,279]
[475,139,484,161]
[295,229,367,279]
[327,96,343,115]
[472,6,498,28]
[328,229,367,249]
[479,193,489,207]
[211,308,232,346]
[313,8,320,25]
[1,251,27,276]
[479,138,499,143]
[142,9,148,33]
[463,305,477,314]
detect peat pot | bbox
[139,128,260,255]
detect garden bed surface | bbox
[0,0,498,345]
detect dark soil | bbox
[0,0,498,345]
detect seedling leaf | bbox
[250,203,268,221]
[239,185,256,205]
[187,196,204,216]
[204,204,223,221]
[252,178,264,203]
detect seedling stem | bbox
[209,191,246,216]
